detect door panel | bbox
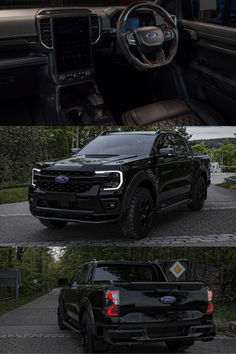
[64,288,80,326]
[178,19,236,124]
[157,155,181,203]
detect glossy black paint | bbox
[59,261,215,346]
[29,131,210,223]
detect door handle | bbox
[182,28,198,41]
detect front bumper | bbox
[102,322,215,346]
[28,186,124,223]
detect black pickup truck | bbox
[57,260,215,353]
[29,130,211,239]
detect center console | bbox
[58,81,112,125]
[36,9,114,125]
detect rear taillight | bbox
[105,291,119,316]
[207,290,213,313]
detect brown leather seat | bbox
[122,99,225,126]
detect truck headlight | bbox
[32,168,41,187]
[95,171,123,191]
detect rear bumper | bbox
[102,323,215,346]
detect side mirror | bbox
[159,148,175,157]
[183,0,221,22]
[71,148,81,156]
[71,281,78,290]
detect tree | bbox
[214,139,236,170]
[191,141,210,155]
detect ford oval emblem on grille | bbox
[146,32,158,38]
[55,175,69,184]
[160,296,176,304]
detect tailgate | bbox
[112,281,208,323]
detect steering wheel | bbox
[117,2,178,70]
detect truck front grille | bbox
[39,181,92,193]
[40,170,94,177]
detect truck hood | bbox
[40,154,143,171]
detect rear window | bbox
[93,264,164,282]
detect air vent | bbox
[91,15,101,44]
[39,18,52,49]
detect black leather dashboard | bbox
[0,6,164,41]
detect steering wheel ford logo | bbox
[160,296,176,304]
[55,175,69,184]
[146,32,158,38]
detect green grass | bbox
[214,303,236,336]
[0,187,28,204]
[216,179,236,191]
[0,293,45,316]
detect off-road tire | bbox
[81,312,108,353]
[57,299,69,330]
[39,218,67,229]
[121,187,154,239]
[166,339,194,352]
[188,176,206,211]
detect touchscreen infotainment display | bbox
[53,17,92,74]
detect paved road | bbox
[0,185,236,247]
[211,173,236,185]
[0,289,235,354]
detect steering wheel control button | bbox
[164,30,174,41]
[126,33,136,45]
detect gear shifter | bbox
[65,107,83,122]
[88,93,104,106]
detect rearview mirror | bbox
[184,0,221,22]
[159,148,175,157]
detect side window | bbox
[77,264,90,284]
[155,135,174,153]
[220,1,236,28]
[169,135,188,156]
[183,0,236,29]
[87,265,95,283]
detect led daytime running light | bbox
[32,168,41,187]
[95,170,123,190]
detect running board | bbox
[63,320,81,334]
[159,199,191,213]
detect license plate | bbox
[46,194,76,202]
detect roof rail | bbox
[99,130,120,136]
[80,259,97,265]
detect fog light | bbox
[109,202,116,209]
[29,197,33,204]
[102,199,118,211]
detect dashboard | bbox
[0,6,168,85]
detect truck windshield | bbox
[79,134,156,157]
[94,264,165,282]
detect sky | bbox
[186,127,236,140]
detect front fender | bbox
[122,169,159,214]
